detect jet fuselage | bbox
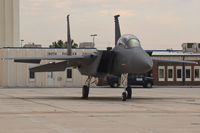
[111,34,153,75]
[78,34,153,77]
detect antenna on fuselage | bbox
[67,15,72,55]
[114,15,121,46]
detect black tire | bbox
[145,82,152,88]
[126,86,132,99]
[82,85,89,99]
[122,91,127,101]
[112,82,119,88]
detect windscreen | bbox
[127,39,141,48]
[117,34,141,49]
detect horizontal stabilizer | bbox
[152,58,198,64]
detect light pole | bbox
[90,34,97,46]
[21,40,24,47]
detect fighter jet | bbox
[4,15,197,101]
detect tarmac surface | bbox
[0,87,200,133]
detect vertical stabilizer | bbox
[114,15,121,45]
[67,15,72,55]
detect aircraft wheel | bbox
[126,86,132,99]
[82,85,89,99]
[122,91,127,101]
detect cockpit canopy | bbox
[117,34,141,48]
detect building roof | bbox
[1,47,97,50]
[151,50,200,57]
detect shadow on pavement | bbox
[11,96,196,102]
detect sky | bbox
[20,0,200,50]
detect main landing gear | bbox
[82,76,95,99]
[121,73,132,101]
[82,85,89,99]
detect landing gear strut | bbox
[121,73,132,101]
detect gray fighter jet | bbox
[5,15,197,101]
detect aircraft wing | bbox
[30,60,75,72]
[152,58,198,64]
[4,54,93,64]
[3,53,98,72]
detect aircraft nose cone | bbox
[125,47,153,74]
[143,58,153,72]
[134,49,153,73]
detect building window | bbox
[185,66,191,81]
[194,66,200,81]
[186,69,190,78]
[158,66,165,81]
[176,66,182,81]
[198,44,200,49]
[167,66,174,81]
[66,69,72,81]
[187,43,193,48]
[29,71,35,81]
[195,69,200,78]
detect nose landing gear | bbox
[126,86,132,99]
[122,91,127,101]
[121,73,132,101]
[121,86,132,101]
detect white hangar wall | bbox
[0,48,97,88]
